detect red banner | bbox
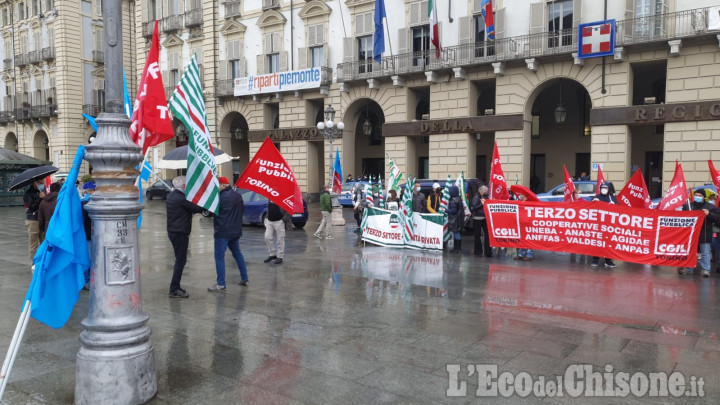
[617,169,652,209]
[657,160,687,211]
[709,160,720,206]
[484,200,704,267]
[563,165,575,202]
[129,21,174,154]
[489,142,509,200]
[236,138,303,214]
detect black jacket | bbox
[446,186,464,232]
[412,191,427,213]
[214,187,244,239]
[267,201,284,222]
[37,191,59,239]
[166,189,205,235]
[593,193,618,204]
[23,186,42,220]
[470,193,488,218]
[685,201,720,244]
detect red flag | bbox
[510,185,539,202]
[709,160,720,206]
[657,160,688,211]
[563,165,576,202]
[489,142,509,200]
[236,138,303,214]
[617,169,652,209]
[129,21,174,155]
[596,165,606,192]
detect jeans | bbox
[169,232,189,292]
[214,237,248,286]
[452,231,461,240]
[518,249,534,258]
[686,242,712,272]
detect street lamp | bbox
[316,104,345,225]
[232,127,245,140]
[554,79,567,124]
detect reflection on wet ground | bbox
[1,201,719,403]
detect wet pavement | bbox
[1,200,719,404]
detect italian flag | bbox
[429,0,441,58]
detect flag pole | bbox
[0,300,32,400]
[384,16,393,58]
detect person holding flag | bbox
[679,189,720,277]
[563,165,576,202]
[315,185,334,240]
[470,184,492,257]
[332,148,343,194]
[591,182,618,268]
[208,177,249,291]
[447,185,464,253]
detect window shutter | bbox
[323,43,329,67]
[192,47,203,64]
[472,0,482,14]
[218,60,227,79]
[156,0,162,21]
[94,0,101,15]
[410,2,420,26]
[317,25,325,45]
[398,28,408,53]
[238,58,246,77]
[272,32,281,52]
[495,8,505,40]
[573,0,582,28]
[263,33,272,54]
[364,12,373,34]
[234,40,242,60]
[256,54,265,74]
[458,16,472,45]
[354,14,364,36]
[308,25,317,46]
[162,71,168,87]
[48,27,54,45]
[624,0,633,19]
[529,2,544,35]
[342,37,353,62]
[298,47,307,69]
[420,1,429,24]
[162,0,169,18]
[279,51,288,71]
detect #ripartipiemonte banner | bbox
[483,200,704,267]
[362,207,445,250]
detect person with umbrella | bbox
[38,182,61,243]
[23,179,45,269]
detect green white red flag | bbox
[168,54,220,214]
[428,0,441,58]
[387,153,404,194]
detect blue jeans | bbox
[686,242,711,272]
[452,231,461,240]
[214,237,248,286]
[518,249,534,258]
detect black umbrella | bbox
[8,165,59,191]
[157,145,235,169]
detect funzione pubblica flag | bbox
[168,54,220,214]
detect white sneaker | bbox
[325,235,334,240]
[31,264,35,274]
[702,270,710,278]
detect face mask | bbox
[38,184,45,192]
[601,188,608,195]
[694,196,704,203]
[415,187,421,192]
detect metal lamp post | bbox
[316,105,345,226]
[75,0,156,403]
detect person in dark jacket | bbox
[426,183,442,213]
[447,185,464,253]
[412,181,427,214]
[209,176,249,291]
[591,182,618,268]
[680,189,720,277]
[37,182,61,243]
[263,200,286,264]
[23,179,45,269]
[470,184,492,257]
[165,176,205,298]
[352,184,366,234]
[81,182,96,290]
[315,185,333,239]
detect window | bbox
[31,0,39,16]
[548,0,572,48]
[47,28,54,47]
[635,0,667,37]
[170,69,179,86]
[357,35,372,73]
[310,46,323,68]
[263,33,282,74]
[266,53,279,73]
[1,8,8,25]
[229,59,242,79]
[44,0,53,12]
[17,2,25,20]
[149,0,156,20]
[412,25,429,67]
[474,15,495,58]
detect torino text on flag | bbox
[235,67,324,96]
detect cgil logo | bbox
[657,244,688,254]
[494,228,519,237]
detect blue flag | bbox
[333,148,343,193]
[373,0,387,64]
[139,159,152,182]
[25,146,90,328]
[123,67,132,119]
[82,113,98,132]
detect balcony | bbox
[29,50,42,64]
[15,106,31,120]
[0,111,14,123]
[261,0,279,11]
[224,1,241,18]
[142,21,155,38]
[216,79,234,97]
[82,104,105,117]
[14,53,29,67]
[93,50,104,63]
[3,59,12,70]
[161,15,183,33]
[336,6,716,83]
[29,105,57,118]
[42,47,55,61]
[184,8,202,27]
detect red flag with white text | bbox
[596,165,606,191]
[657,160,688,211]
[709,160,720,206]
[617,169,652,209]
[563,165,576,202]
[236,138,303,214]
[489,142,510,200]
[129,21,174,155]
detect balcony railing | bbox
[337,6,716,82]
[28,50,42,64]
[14,53,29,67]
[142,21,155,38]
[93,50,104,63]
[15,106,31,120]
[216,79,234,97]
[224,1,241,17]
[42,47,55,61]
[0,111,14,123]
[161,15,183,32]
[3,59,12,70]
[184,8,202,27]
[82,104,105,117]
[29,105,57,118]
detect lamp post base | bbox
[330,192,345,226]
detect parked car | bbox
[237,188,309,228]
[536,181,597,202]
[650,184,717,209]
[145,179,172,200]
[339,181,371,207]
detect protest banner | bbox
[484,200,704,267]
[361,207,444,250]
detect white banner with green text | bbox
[361,207,445,251]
